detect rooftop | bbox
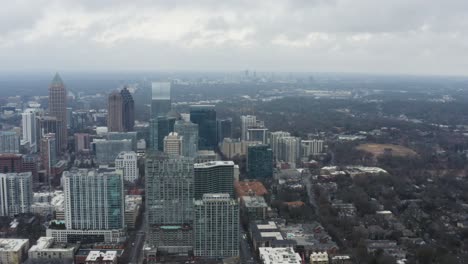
[259,247,301,264]
[0,239,29,252]
[86,250,117,261]
[194,161,235,168]
[242,196,268,208]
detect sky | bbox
[1,0,468,75]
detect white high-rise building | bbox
[194,193,239,258]
[279,137,302,167]
[115,151,139,182]
[63,169,124,230]
[0,172,33,216]
[269,131,291,161]
[22,109,38,152]
[302,139,324,157]
[164,132,183,156]
[240,115,257,141]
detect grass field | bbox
[356,143,417,157]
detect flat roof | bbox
[194,161,234,168]
[0,239,28,252]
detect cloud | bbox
[1,0,468,75]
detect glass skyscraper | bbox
[151,82,171,118]
[149,116,176,152]
[194,161,235,200]
[247,144,273,179]
[174,120,199,157]
[190,105,216,150]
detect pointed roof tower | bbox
[50,72,64,87]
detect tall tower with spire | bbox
[48,73,67,152]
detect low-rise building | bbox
[241,196,268,220]
[310,251,328,264]
[85,250,117,264]
[125,195,142,229]
[46,228,126,244]
[249,221,296,251]
[28,237,76,263]
[0,239,29,264]
[259,247,301,264]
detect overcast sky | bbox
[1,0,468,75]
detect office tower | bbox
[107,131,138,151]
[0,154,23,173]
[0,172,33,216]
[194,193,239,258]
[190,105,216,150]
[216,118,232,143]
[115,151,139,182]
[63,169,124,230]
[279,137,301,166]
[174,120,198,157]
[145,153,194,254]
[74,133,91,152]
[270,131,291,161]
[94,139,132,164]
[40,133,57,179]
[302,139,324,157]
[37,116,63,154]
[0,131,20,153]
[66,107,72,128]
[48,73,67,152]
[240,115,257,141]
[22,109,37,152]
[107,91,124,132]
[247,127,269,144]
[120,86,135,131]
[194,161,235,200]
[22,155,38,184]
[220,138,261,159]
[149,116,176,152]
[151,82,171,118]
[247,145,273,179]
[164,132,183,156]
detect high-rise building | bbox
[216,118,232,143]
[247,127,269,144]
[220,138,261,159]
[194,161,235,200]
[107,91,124,132]
[247,145,273,179]
[107,131,138,151]
[151,82,171,118]
[115,151,139,182]
[190,105,216,150]
[0,131,20,153]
[194,193,239,258]
[74,133,91,153]
[37,116,63,154]
[164,132,183,156]
[149,116,176,152]
[48,73,67,152]
[270,131,291,161]
[40,133,57,179]
[94,139,132,164]
[63,168,124,230]
[240,115,258,141]
[0,172,33,216]
[174,120,198,157]
[145,153,194,254]
[22,109,37,152]
[120,86,135,132]
[302,139,324,157]
[279,136,302,166]
[0,154,23,173]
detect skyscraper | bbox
[0,172,33,216]
[247,126,269,144]
[120,86,135,131]
[0,131,20,154]
[190,105,216,150]
[194,161,235,200]
[279,136,302,167]
[40,133,57,180]
[174,120,198,157]
[48,73,67,152]
[107,91,124,132]
[194,193,239,258]
[240,115,257,141]
[115,151,139,183]
[145,153,194,254]
[149,116,176,152]
[216,118,232,143]
[151,82,171,118]
[247,144,273,179]
[63,168,124,230]
[163,132,183,156]
[22,109,37,152]
[94,139,132,164]
[269,131,291,161]
[37,116,63,154]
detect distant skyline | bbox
[1,1,468,76]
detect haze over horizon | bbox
[2,0,468,76]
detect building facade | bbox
[94,139,132,164]
[48,73,67,152]
[194,161,235,200]
[194,194,239,258]
[120,86,135,132]
[115,151,139,182]
[190,105,216,150]
[164,132,183,156]
[107,91,124,132]
[0,172,33,216]
[22,109,38,152]
[0,131,20,154]
[247,145,273,179]
[151,82,172,118]
[174,120,198,157]
[216,118,232,143]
